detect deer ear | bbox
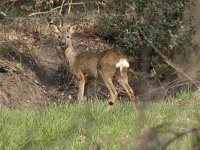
[69,25,76,34]
[49,24,61,35]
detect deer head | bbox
[49,23,76,49]
[49,22,78,70]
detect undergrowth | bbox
[0,92,200,150]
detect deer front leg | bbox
[77,77,86,101]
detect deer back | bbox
[98,48,129,72]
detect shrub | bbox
[96,0,195,58]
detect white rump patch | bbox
[116,59,129,71]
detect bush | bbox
[96,0,195,58]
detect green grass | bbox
[0,93,200,150]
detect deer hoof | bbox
[108,101,114,106]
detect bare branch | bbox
[67,0,72,14]
[28,1,106,17]
[28,6,62,17]
[138,27,199,89]
[59,0,66,15]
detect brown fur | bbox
[73,51,98,80]
[50,24,136,105]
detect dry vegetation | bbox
[0,15,189,108]
[1,0,199,107]
[1,1,200,149]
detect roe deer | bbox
[49,23,136,105]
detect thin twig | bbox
[0,0,12,6]
[67,0,72,14]
[59,0,66,15]
[28,6,60,16]
[5,0,16,12]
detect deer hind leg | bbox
[84,80,97,100]
[117,68,136,102]
[99,70,117,105]
[84,81,89,100]
[90,79,98,100]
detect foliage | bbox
[1,0,195,58]
[0,93,200,149]
[96,0,195,57]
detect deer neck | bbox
[64,43,77,69]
